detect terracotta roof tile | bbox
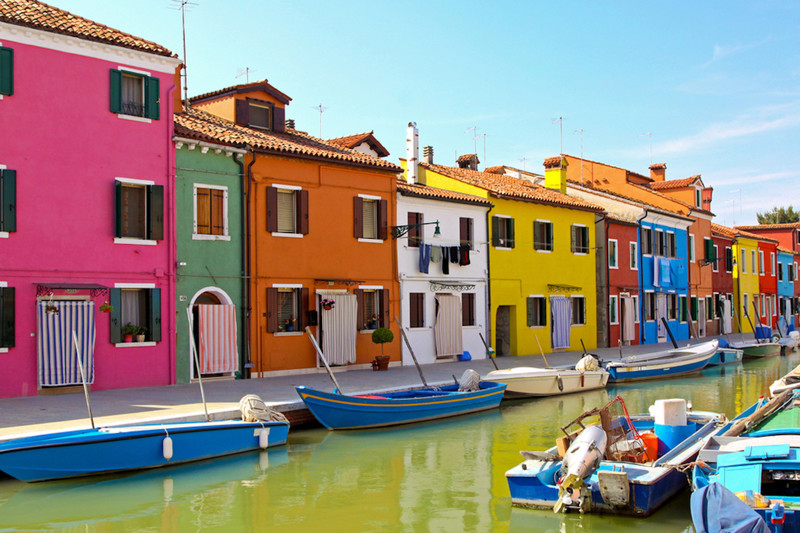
[0,0,174,57]
[567,179,693,221]
[649,163,667,170]
[484,165,506,174]
[190,79,292,105]
[327,131,389,157]
[712,223,779,243]
[649,177,700,190]
[174,107,400,172]
[420,162,603,212]
[543,156,564,169]
[735,222,800,231]
[777,246,795,254]
[457,153,479,163]
[396,181,492,206]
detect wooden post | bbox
[394,316,429,388]
[304,326,344,394]
[72,331,95,429]
[533,333,550,368]
[478,332,499,370]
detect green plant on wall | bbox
[371,327,394,356]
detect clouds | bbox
[700,40,769,69]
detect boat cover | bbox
[691,482,769,533]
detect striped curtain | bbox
[37,301,96,387]
[550,296,571,349]
[320,292,357,365]
[198,304,238,374]
[434,294,463,358]
[622,296,636,342]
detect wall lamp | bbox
[391,221,441,239]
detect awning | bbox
[547,283,582,293]
[35,283,109,297]
[430,281,476,292]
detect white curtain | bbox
[550,296,571,349]
[622,296,636,342]
[722,299,733,334]
[434,294,463,358]
[319,291,357,365]
[37,301,96,387]
[656,294,667,337]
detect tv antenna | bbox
[475,133,487,169]
[574,129,584,185]
[519,157,528,171]
[465,126,478,154]
[170,0,198,104]
[312,104,327,137]
[235,67,255,84]
[640,132,652,165]
[552,117,563,156]
[730,189,742,226]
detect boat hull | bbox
[295,382,506,430]
[483,368,609,397]
[0,420,289,482]
[732,342,781,358]
[604,340,717,383]
[706,348,743,366]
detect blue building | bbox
[638,210,694,344]
[777,249,795,332]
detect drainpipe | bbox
[485,204,493,354]
[166,80,178,385]
[243,150,258,377]
[596,212,609,348]
[233,149,251,378]
[636,210,648,344]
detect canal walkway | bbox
[0,335,746,440]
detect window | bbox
[741,249,747,274]
[0,286,14,349]
[705,238,716,263]
[641,228,653,255]
[527,296,546,327]
[752,251,757,275]
[235,98,277,131]
[492,216,515,248]
[779,262,784,282]
[712,245,719,272]
[407,212,423,247]
[109,287,162,343]
[114,180,164,241]
[0,168,16,234]
[608,239,618,269]
[356,288,389,329]
[534,220,553,251]
[109,69,159,119]
[654,229,665,256]
[679,295,688,322]
[462,293,476,326]
[571,225,589,254]
[797,230,800,246]
[267,186,309,235]
[668,294,678,320]
[0,46,12,96]
[630,242,638,270]
[644,293,656,321]
[707,296,714,320]
[743,293,749,316]
[759,250,765,274]
[410,293,425,328]
[571,296,586,326]
[194,185,228,238]
[790,263,796,282]
[771,253,776,276]
[695,188,702,208]
[459,217,473,250]
[266,286,308,333]
[353,196,387,240]
[690,296,698,321]
[632,295,640,323]
[609,295,618,325]
[666,232,676,258]
[689,234,695,262]
[725,247,733,273]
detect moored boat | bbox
[707,347,744,366]
[483,354,609,398]
[603,339,718,382]
[729,340,781,359]
[770,363,800,396]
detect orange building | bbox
[188,80,402,373]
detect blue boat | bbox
[603,339,718,382]
[707,347,744,366]
[0,419,289,482]
[295,381,506,430]
[505,396,724,516]
[692,389,800,531]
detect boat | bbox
[295,377,506,430]
[770,363,800,396]
[776,331,800,355]
[691,389,800,531]
[602,339,718,382]
[483,354,609,398]
[0,396,290,482]
[728,339,781,359]
[707,347,744,366]
[505,396,724,517]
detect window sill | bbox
[115,342,157,348]
[271,232,303,239]
[192,234,231,241]
[0,231,7,239]
[609,265,618,270]
[114,238,158,246]
[117,113,152,124]
[274,331,303,337]
[358,238,384,244]
[610,322,619,326]
[495,246,513,251]
[572,252,588,256]
[571,323,586,327]
[528,325,545,329]
[0,347,7,353]
[535,249,552,253]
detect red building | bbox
[605,217,640,346]
[754,239,778,328]
[710,224,735,335]
[736,223,800,254]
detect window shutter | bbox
[196,188,211,234]
[571,226,577,252]
[235,99,250,126]
[691,297,698,321]
[0,47,13,96]
[460,217,471,249]
[297,189,309,235]
[145,76,160,120]
[299,288,309,329]
[533,222,541,249]
[507,218,515,248]
[526,297,535,327]
[381,289,390,328]
[114,181,123,238]
[491,216,500,247]
[266,187,278,232]
[211,189,224,235]
[148,185,164,241]
[1,169,16,232]
[109,288,122,343]
[704,239,715,262]
[266,288,278,333]
[353,197,363,238]
[109,69,122,113]
[0,287,15,348]
[354,289,364,329]
[378,199,388,240]
[149,289,162,342]
[273,105,286,132]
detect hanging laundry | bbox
[418,244,431,274]
[431,245,442,263]
[441,247,450,275]
[653,258,660,287]
[450,246,460,264]
[660,258,671,286]
[459,244,471,266]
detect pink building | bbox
[0,1,181,397]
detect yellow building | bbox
[714,225,762,334]
[402,155,603,355]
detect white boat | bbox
[769,362,800,396]
[603,339,718,382]
[483,366,609,398]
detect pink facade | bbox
[0,28,180,397]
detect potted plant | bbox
[367,314,378,329]
[284,317,296,332]
[320,298,335,311]
[122,323,138,343]
[371,327,394,371]
[135,325,147,342]
[99,301,113,313]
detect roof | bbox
[190,79,292,105]
[484,165,506,174]
[734,223,800,231]
[566,178,693,222]
[396,181,492,207]
[327,131,389,157]
[649,176,701,190]
[0,0,174,57]
[777,246,795,255]
[457,153,479,163]
[562,154,653,182]
[712,223,779,243]
[174,107,400,172]
[420,162,603,212]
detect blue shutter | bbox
[109,288,122,343]
[1,169,16,232]
[109,69,122,113]
[145,76,160,120]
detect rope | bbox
[239,394,289,424]
[458,369,481,392]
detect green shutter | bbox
[533,222,541,249]
[705,238,715,262]
[109,69,122,113]
[0,287,14,348]
[491,216,500,247]
[149,289,162,342]
[0,46,13,96]
[526,297,534,327]
[1,169,16,232]
[109,288,122,343]
[114,181,123,237]
[145,75,160,120]
[691,297,698,321]
[148,185,164,241]
[508,218,515,248]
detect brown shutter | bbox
[378,199,388,240]
[353,196,363,238]
[491,216,500,247]
[266,288,278,333]
[196,188,210,234]
[380,289,390,328]
[211,189,224,235]
[460,217,471,250]
[410,294,419,327]
[266,187,278,232]
[273,105,286,132]
[297,189,309,235]
[354,289,364,329]
[235,99,249,126]
[408,212,421,247]
[300,287,309,329]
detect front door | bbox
[37,300,96,388]
[495,306,511,356]
[319,292,357,366]
[656,294,668,340]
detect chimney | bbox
[457,154,479,170]
[649,163,666,182]
[406,122,419,184]
[285,119,296,130]
[543,156,567,194]
[423,146,434,164]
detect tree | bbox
[756,206,800,225]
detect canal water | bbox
[0,352,797,532]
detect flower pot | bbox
[368,323,377,330]
[124,334,133,343]
[372,355,390,371]
[136,334,146,342]
[285,325,294,332]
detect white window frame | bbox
[571,295,586,326]
[527,294,546,328]
[644,291,656,322]
[753,251,758,275]
[533,219,553,253]
[632,295,640,323]
[113,282,158,347]
[608,239,618,269]
[743,293,749,317]
[609,295,619,325]
[114,177,158,246]
[357,193,382,243]
[192,183,230,241]
[712,245,718,272]
[493,214,514,250]
[759,250,765,275]
[771,252,776,276]
[270,183,303,238]
[571,224,589,255]
[116,66,153,124]
[725,246,732,273]
[679,295,688,323]
[688,234,695,263]
[630,242,638,270]
[695,188,702,208]
[666,231,676,258]
[741,249,747,274]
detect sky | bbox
[50,1,800,225]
